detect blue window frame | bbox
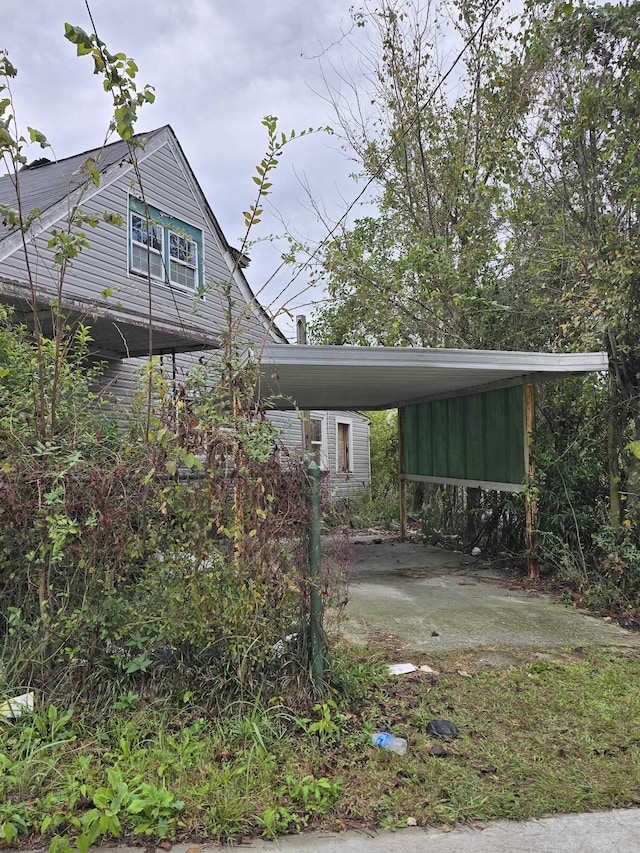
[128,197,204,293]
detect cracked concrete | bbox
[333,534,640,652]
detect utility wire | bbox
[270,0,505,307]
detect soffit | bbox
[2,290,218,358]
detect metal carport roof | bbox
[258,345,608,410]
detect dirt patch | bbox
[504,574,570,599]
[347,628,412,657]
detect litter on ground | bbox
[388,662,438,675]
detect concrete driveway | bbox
[332,534,640,652]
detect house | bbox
[0,125,370,496]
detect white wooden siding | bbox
[266,408,370,498]
[1,137,267,345]
[93,358,146,431]
[1,127,371,499]
[324,412,371,497]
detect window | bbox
[169,231,198,289]
[128,197,203,292]
[336,419,353,473]
[309,416,328,470]
[130,213,163,279]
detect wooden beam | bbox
[402,473,522,493]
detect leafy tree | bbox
[312,0,527,349]
[311,0,539,546]
[312,0,640,604]
[505,0,640,532]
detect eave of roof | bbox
[258,344,609,410]
[1,284,219,358]
[0,133,151,243]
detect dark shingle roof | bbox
[0,128,165,241]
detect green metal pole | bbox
[307,460,324,694]
[398,406,407,540]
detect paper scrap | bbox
[0,691,35,719]
[388,663,418,675]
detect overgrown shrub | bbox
[535,376,640,609]
[0,35,328,707]
[0,313,147,680]
[0,317,321,704]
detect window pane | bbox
[170,258,196,289]
[131,213,162,251]
[170,232,196,265]
[132,243,163,279]
[338,422,351,472]
[130,204,202,290]
[131,214,144,244]
[310,418,322,443]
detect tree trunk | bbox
[466,486,481,545]
[607,367,622,535]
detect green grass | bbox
[1,645,639,847]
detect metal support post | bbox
[306,460,324,693]
[398,407,407,539]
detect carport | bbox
[258,343,608,576]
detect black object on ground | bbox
[427,719,458,739]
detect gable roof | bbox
[0,126,288,350]
[0,134,142,242]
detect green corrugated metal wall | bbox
[401,385,525,486]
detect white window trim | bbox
[335,416,354,474]
[129,210,165,281]
[309,413,329,471]
[127,195,205,296]
[168,229,199,290]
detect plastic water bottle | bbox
[372,731,407,755]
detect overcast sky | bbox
[2,0,379,339]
